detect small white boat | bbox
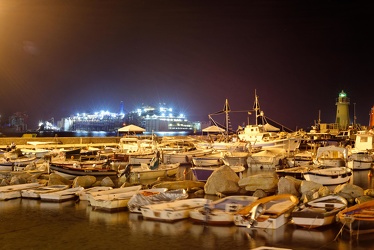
[162,148,213,165]
[302,165,352,185]
[39,187,84,202]
[221,151,249,166]
[76,186,113,201]
[119,161,180,184]
[128,188,188,213]
[189,195,258,225]
[191,152,223,166]
[0,183,43,201]
[313,145,348,167]
[21,185,70,199]
[89,185,142,212]
[234,194,299,229]
[291,194,348,229]
[247,148,288,169]
[347,151,374,170]
[141,198,211,222]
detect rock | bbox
[101,177,115,187]
[238,172,278,193]
[299,180,322,195]
[278,177,299,196]
[72,176,97,188]
[48,173,72,186]
[0,179,9,186]
[253,189,267,198]
[334,183,364,203]
[204,165,240,195]
[318,186,331,197]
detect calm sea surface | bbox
[1,166,374,250]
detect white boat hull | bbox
[40,187,84,202]
[302,167,352,185]
[140,198,210,222]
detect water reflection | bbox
[1,167,374,249]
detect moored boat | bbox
[39,187,84,202]
[49,160,117,180]
[291,194,348,229]
[140,198,211,222]
[0,183,43,201]
[127,188,188,213]
[234,194,299,229]
[88,185,142,211]
[302,165,352,185]
[119,160,180,184]
[337,199,374,235]
[189,195,258,225]
[21,185,70,199]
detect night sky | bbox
[0,0,372,131]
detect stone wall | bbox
[0,137,121,149]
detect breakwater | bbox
[0,137,121,150]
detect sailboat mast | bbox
[253,90,260,126]
[225,98,229,141]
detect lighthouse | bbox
[335,90,350,130]
[370,105,374,128]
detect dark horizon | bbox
[1,0,372,131]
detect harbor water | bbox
[1,166,374,250]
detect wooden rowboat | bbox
[337,199,374,235]
[234,193,299,229]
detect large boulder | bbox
[204,165,241,195]
[72,176,97,188]
[238,172,278,193]
[100,176,116,187]
[278,177,299,197]
[48,173,72,186]
[334,183,364,203]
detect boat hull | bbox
[140,198,210,222]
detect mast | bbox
[223,98,231,141]
[253,90,260,126]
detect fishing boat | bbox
[302,165,352,185]
[119,158,180,184]
[191,152,223,167]
[291,194,348,229]
[39,187,84,202]
[21,185,70,199]
[127,188,188,213]
[0,183,43,201]
[189,195,258,225]
[191,165,245,182]
[347,151,374,170]
[140,198,211,222]
[49,159,117,180]
[337,199,374,235]
[234,194,299,229]
[88,185,142,212]
[237,92,302,152]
